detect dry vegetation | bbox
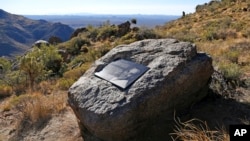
[171,118,229,141]
[0,89,69,140]
[156,0,250,140]
[0,0,250,140]
[156,0,250,85]
[0,18,159,140]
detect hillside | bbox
[1,0,250,140]
[0,9,74,57]
[156,0,250,83]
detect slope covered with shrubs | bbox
[0,19,160,140]
[156,0,250,87]
[1,0,250,140]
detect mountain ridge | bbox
[0,9,74,57]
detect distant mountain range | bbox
[25,14,180,29]
[0,9,74,57]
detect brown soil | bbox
[0,106,83,141]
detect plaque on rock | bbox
[95,59,149,89]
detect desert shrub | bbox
[0,84,13,98]
[38,81,54,94]
[171,117,229,141]
[40,45,63,76]
[207,1,222,12]
[86,25,99,41]
[70,27,88,39]
[83,49,104,62]
[170,29,198,42]
[97,24,118,41]
[224,48,240,63]
[118,27,158,44]
[120,32,134,40]
[118,32,137,44]
[203,28,237,41]
[202,16,235,41]
[57,78,75,90]
[17,93,52,123]
[64,64,90,80]
[225,41,250,67]
[4,71,27,95]
[67,38,91,55]
[196,4,206,12]
[204,29,219,41]
[69,48,102,69]
[218,62,242,80]
[58,62,91,90]
[3,92,67,124]
[48,36,62,45]
[20,53,45,90]
[0,57,11,73]
[217,29,237,40]
[19,45,62,90]
[134,27,158,40]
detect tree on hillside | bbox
[48,36,62,45]
[20,53,44,91]
[20,45,62,91]
[131,18,137,25]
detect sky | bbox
[1,0,210,15]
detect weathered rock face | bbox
[68,39,214,141]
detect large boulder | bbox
[68,39,214,141]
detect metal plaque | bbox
[95,59,149,89]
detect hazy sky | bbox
[1,0,210,15]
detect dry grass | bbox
[197,39,250,80]
[0,90,73,141]
[1,91,67,124]
[0,84,13,98]
[171,117,229,141]
[56,62,91,90]
[155,0,250,81]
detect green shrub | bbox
[67,38,91,55]
[204,30,218,41]
[218,62,242,80]
[19,45,63,90]
[97,25,118,41]
[86,25,99,41]
[135,27,158,40]
[64,64,90,80]
[225,48,240,63]
[0,57,11,73]
[57,78,75,90]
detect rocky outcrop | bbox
[117,21,131,37]
[68,39,214,141]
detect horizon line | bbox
[23,13,182,16]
